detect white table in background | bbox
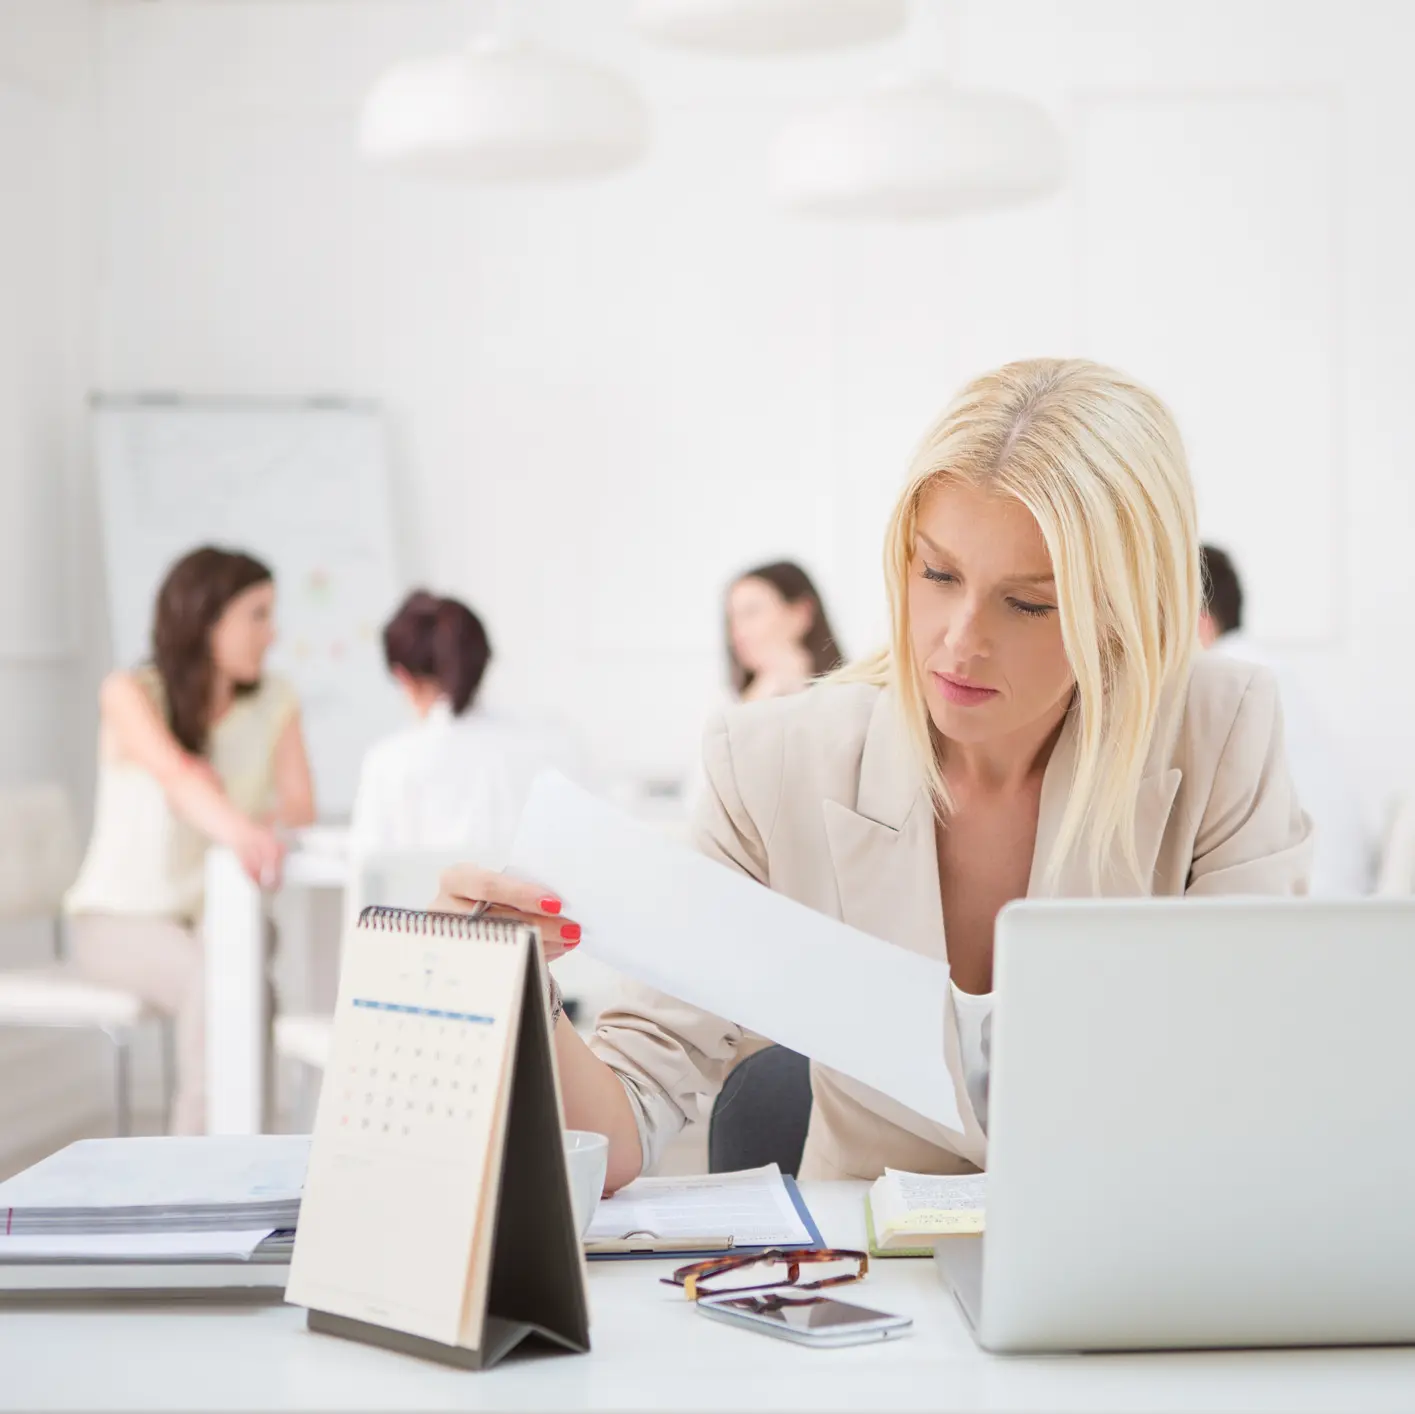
[4,1183,1414,1413]
[204,842,349,1137]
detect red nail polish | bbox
[540,897,562,915]
[560,923,581,943]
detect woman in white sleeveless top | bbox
[65,546,316,1133]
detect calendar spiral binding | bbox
[357,905,527,942]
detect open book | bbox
[864,1170,986,1257]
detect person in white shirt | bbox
[350,592,580,897]
[1200,545,1371,895]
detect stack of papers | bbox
[0,1230,288,1261]
[0,1135,306,1234]
[0,1136,308,1293]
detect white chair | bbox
[0,783,173,1135]
[272,1012,333,1072]
[1377,794,1415,896]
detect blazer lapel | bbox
[821,692,943,964]
[820,689,985,1162]
[1029,706,1183,897]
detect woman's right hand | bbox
[234,821,286,889]
[432,865,583,961]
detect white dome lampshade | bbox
[773,75,1064,218]
[635,0,908,55]
[359,39,649,182]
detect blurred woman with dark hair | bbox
[685,561,844,813]
[350,591,577,866]
[65,545,316,1133]
[726,561,843,703]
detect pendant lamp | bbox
[360,37,649,182]
[773,73,1063,218]
[634,0,908,55]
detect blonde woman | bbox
[435,359,1312,1190]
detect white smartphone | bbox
[695,1292,913,1348]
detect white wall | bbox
[89,0,1415,827]
[0,0,107,1172]
[0,0,96,788]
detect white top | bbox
[64,669,298,924]
[1215,634,1371,895]
[5,1181,1411,1412]
[950,980,993,1132]
[349,702,579,866]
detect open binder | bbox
[285,906,589,1369]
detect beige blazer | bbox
[588,652,1313,1181]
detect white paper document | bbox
[586,1165,812,1248]
[510,772,960,1132]
[0,1136,308,1212]
[0,1229,278,1262]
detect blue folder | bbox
[585,1174,826,1261]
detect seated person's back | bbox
[351,591,576,865]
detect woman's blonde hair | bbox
[841,357,1202,888]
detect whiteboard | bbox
[93,398,406,817]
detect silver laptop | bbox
[935,898,1415,1352]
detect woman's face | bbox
[210,581,276,685]
[907,481,1075,747]
[728,576,813,674]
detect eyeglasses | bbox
[660,1247,868,1301]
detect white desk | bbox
[4,1183,1414,1413]
[205,844,349,1136]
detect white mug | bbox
[563,1130,609,1237]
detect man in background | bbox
[1199,545,1371,895]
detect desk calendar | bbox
[285,906,589,1369]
